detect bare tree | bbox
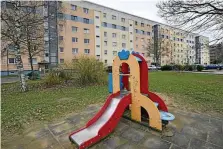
[1,1,29,91]
[157,0,223,43]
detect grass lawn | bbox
[149,71,223,113]
[1,71,223,137]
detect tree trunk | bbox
[15,44,27,92]
[28,42,34,80]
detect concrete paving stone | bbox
[100,136,128,149]
[207,131,223,147]
[209,118,223,131]
[26,133,62,149]
[181,126,207,141]
[57,131,73,149]
[116,143,147,149]
[188,138,223,149]
[114,121,130,134]
[162,132,190,148]
[169,144,183,149]
[48,121,76,136]
[188,112,210,122]
[193,121,222,134]
[66,114,81,125]
[121,127,146,143]
[1,143,26,149]
[84,104,101,113]
[142,133,171,149]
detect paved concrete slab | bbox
[2,104,223,149]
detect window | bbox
[141,23,144,27]
[103,13,106,18]
[60,59,64,63]
[84,39,90,44]
[45,53,49,57]
[83,8,89,14]
[130,40,132,42]
[103,22,107,27]
[60,47,64,52]
[112,42,117,47]
[72,37,78,42]
[84,49,90,54]
[130,24,132,26]
[71,4,77,10]
[135,29,138,33]
[180,39,183,42]
[121,26,126,31]
[8,58,15,64]
[96,45,100,48]
[83,18,89,24]
[72,48,78,54]
[71,15,78,21]
[58,13,64,19]
[147,32,150,36]
[166,35,169,39]
[113,51,117,56]
[135,21,138,25]
[162,35,164,38]
[84,28,89,34]
[112,24,116,29]
[104,41,107,46]
[177,38,179,41]
[95,16,99,19]
[104,50,107,55]
[121,18,125,22]
[174,37,176,41]
[72,26,78,32]
[28,58,37,64]
[96,35,100,38]
[104,32,107,37]
[59,24,63,31]
[112,15,116,20]
[141,30,145,34]
[112,33,116,38]
[104,60,107,63]
[122,43,126,48]
[122,35,126,39]
[59,36,63,41]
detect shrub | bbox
[44,70,61,86]
[174,65,184,71]
[161,65,172,71]
[71,55,107,85]
[184,65,194,71]
[197,65,204,71]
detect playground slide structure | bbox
[69,50,175,149]
[69,92,131,149]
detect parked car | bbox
[204,64,222,70]
[148,65,157,70]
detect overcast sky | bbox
[87,0,211,39]
[87,0,164,23]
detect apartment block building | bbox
[1,1,210,75]
[209,43,223,64]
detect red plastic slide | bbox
[69,92,131,149]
